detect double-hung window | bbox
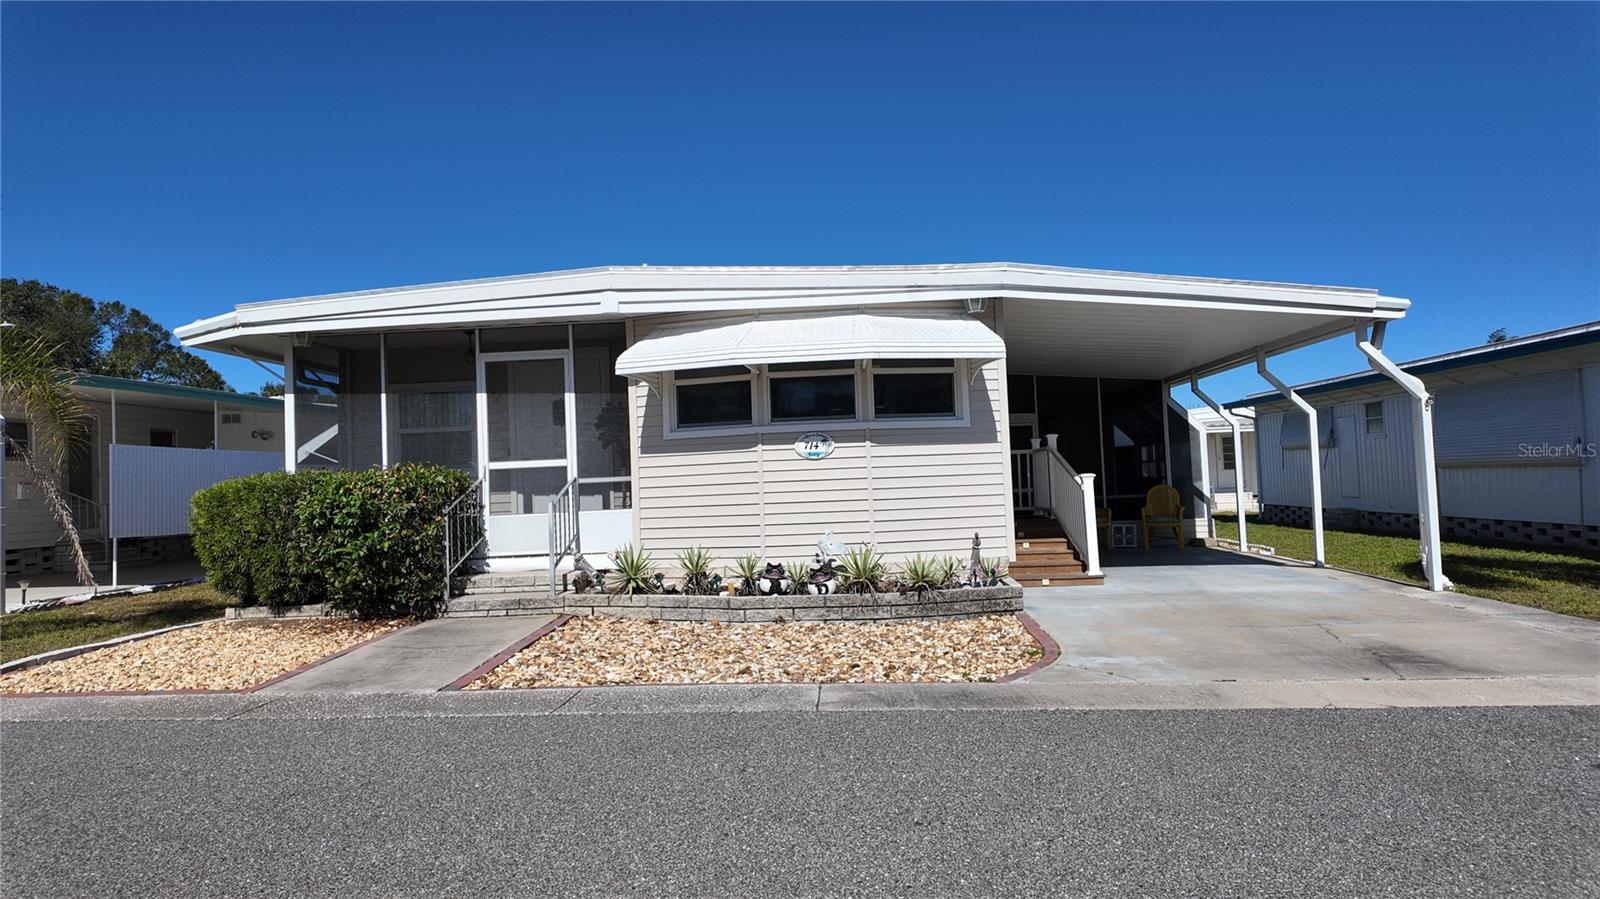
[768,361,857,423]
[870,359,958,419]
[673,366,755,430]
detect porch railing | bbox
[547,476,582,598]
[1031,444,1102,577]
[441,477,485,604]
[1009,449,1036,511]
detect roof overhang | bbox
[176,262,1409,381]
[616,311,1005,382]
[66,374,285,413]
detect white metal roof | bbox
[616,312,1005,377]
[175,261,1410,382]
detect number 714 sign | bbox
[793,432,835,460]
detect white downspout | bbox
[1190,374,1247,552]
[1160,382,1173,486]
[1257,352,1325,567]
[1356,323,1452,592]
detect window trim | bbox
[866,359,962,422]
[766,362,861,425]
[661,359,971,439]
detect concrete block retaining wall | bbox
[443,584,1024,622]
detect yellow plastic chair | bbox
[1096,507,1113,549]
[1141,485,1184,549]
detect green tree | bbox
[257,382,285,397]
[1,331,96,585]
[0,278,230,390]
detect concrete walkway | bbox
[259,615,553,694]
[1023,546,1600,684]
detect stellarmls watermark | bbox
[1519,441,1597,458]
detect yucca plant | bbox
[676,545,718,595]
[838,544,887,594]
[897,554,945,594]
[979,557,1010,586]
[936,556,962,590]
[784,561,811,594]
[732,553,762,596]
[606,544,657,595]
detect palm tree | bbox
[1,331,95,585]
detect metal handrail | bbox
[64,492,104,535]
[441,477,485,604]
[547,476,581,599]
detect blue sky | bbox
[4,2,1596,403]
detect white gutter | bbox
[1257,352,1326,567]
[1190,374,1248,552]
[1356,323,1452,592]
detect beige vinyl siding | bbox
[629,303,1011,566]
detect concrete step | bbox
[455,572,558,594]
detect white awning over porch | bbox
[614,311,1006,378]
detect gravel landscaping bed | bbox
[466,614,1042,688]
[0,619,407,694]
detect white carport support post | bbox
[110,389,118,586]
[1189,375,1247,552]
[1160,382,1173,486]
[283,344,297,474]
[1356,324,1452,592]
[1256,353,1325,567]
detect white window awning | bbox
[615,312,1006,379]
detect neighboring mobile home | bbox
[1234,321,1600,550]
[1,375,283,580]
[175,263,1439,587]
[1186,406,1258,514]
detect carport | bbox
[1020,549,1598,684]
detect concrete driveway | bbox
[1022,547,1600,684]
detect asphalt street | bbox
[2,705,1596,898]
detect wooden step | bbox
[1014,573,1104,588]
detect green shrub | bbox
[190,464,475,618]
[190,470,329,610]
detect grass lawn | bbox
[0,584,239,663]
[1215,515,1600,620]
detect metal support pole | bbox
[379,333,390,468]
[110,390,118,585]
[1190,374,1247,552]
[212,400,219,449]
[283,344,297,473]
[1257,353,1325,567]
[1160,381,1173,486]
[1355,325,1452,591]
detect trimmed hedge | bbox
[191,465,476,619]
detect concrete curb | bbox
[4,675,1596,721]
[0,619,222,675]
[441,614,574,691]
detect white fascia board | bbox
[177,262,1408,350]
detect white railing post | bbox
[1078,472,1101,576]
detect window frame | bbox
[149,428,177,448]
[1220,438,1236,471]
[866,359,963,422]
[662,359,970,439]
[1364,400,1386,437]
[4,420,30,458]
